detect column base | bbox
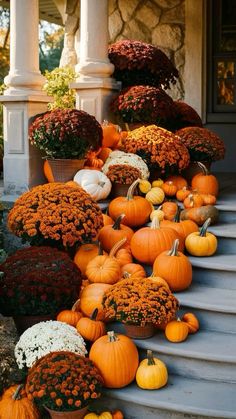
[71,78,121,123]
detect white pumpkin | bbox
[74,169,112,201]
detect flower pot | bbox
[45,406,88,419]
[13,314,54,335]
[124,323,155,339]
[110,183,137,198]
[182,161,212,184]
[44,159,85,183]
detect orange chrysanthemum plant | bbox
[120,125,190,177]
[26,351,104,412]
[102,278,179,327]
[7,183,104,255]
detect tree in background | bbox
[39,21,64,73]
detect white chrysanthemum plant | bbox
[102,150,150,180]
[15,321,87,369]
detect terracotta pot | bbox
[182,161,212,184]
[124,323,155,339]
[44,159,85,183]
[13,314,54,335]
[45,406,88,419]
[110,183,137,198]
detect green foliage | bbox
[39,23,64,73]
[43,66,77,109]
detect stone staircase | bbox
[101,175,236,419]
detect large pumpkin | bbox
[191,162,219,196]
[80,283,112,320]
[153,239,192,292]
[108,179,152,227]
[89,331,139,388]
[0,384,40,419]
[98,214,134,252]
[130,217,182,265]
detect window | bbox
[207,0,236,121]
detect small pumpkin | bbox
[76,308,106,341]
[182,312,200,334]
[112,410,124,419]
[161,201,178,221]
[74,242,106,277]
[153,239,192,292]
[145,187,165,205]
[160,205,198,241]
[191,162,219,196]
[183,193,204,209]
[57,300,83,327]
[152,178,164,188]
[136,349,168,390]
[147,274,170,290]
[139,179,152,194]
[165,318,189,342]
[43,160,55,183]
[130,216,182,265]
[162,181,177,197]
[150,205,165,222]
[80,283,112,320]
[89,331,139,388]
[121,262,146,279]
[165,175,188,191]
[201,193,217,205]
[74,169,112,201]
[84,413,113,419]
[102,213,114,226]
[185,217,217,256]
[0,384,40,419]
[85,150,104,170]
[112,240,133,267]
[176,186,191,202]
[98,214,134,252]
[109,179,152,227]
[102,120,121,148]
[98,146,113,162]
[180,205,219,225]
[86,251,121,284]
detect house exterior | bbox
[0,0,235,199]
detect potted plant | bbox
[29,108,103,182]
[106,163,142,197]
[110,85,175,129]
[102,278,179,339]
[15,321,87,370]
[120,125,190,178]
[108,39,179,89]
[170,101,203,131]
[0,246,82,333]
[7,182,103,255]
[26,351,104,419]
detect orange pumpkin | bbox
[89,331,139,388]
[74,242,106,277]
[86,253,121,284]
[161,201,178,221]
[165,318,189,342]
[108,179,152,227]
[121,263,146,279]
[146,274,170,290]
[98,147,113,162]
[160,206,198,241]
[43,160,54,182]
[114,243,133,267]
[102,213,114,226]
[85,150,104,169]
[176,186,191,202]
[162,181,177,197]
[98,214,134,252]
[112,410,124,419]
[102,121,121,148]
[153,239,192,292]
[165,175,188,191]
[201,193,217,205]
[182,312,200,334]
[80,283,112,321]
[0,384,40,419]
[57,301,83,327]
[130,216,182,265]
[191,162,219,196]
[183,193,204,208]
[76,308,106,341]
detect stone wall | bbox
[108,0,185,99]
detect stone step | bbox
[177,283,236,333]
[208,223,236,253]
[137,330,236,383]
[109,323,236,383]
[190,253,236,289]
[102,374,236,419]
[217,203,236,222]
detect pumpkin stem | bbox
[199,217,211,237]
[107,331,118,342]
[71,298,80,312]
[174,206,181,222]
[188,194,194,207]
[91,308,98,321]
[109,237,127,258]
[147,349,156,366]
[13,384,24,400]
[98,241,104,255]
[126,179,140,201]
[123,271,131,279]
[150,215,161,230]
[168,239,180,256]
[98,181,106,187]
[112,214,125,230]
[197,161,209,175]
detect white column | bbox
[71,0,121,123]
[4,0,45,95]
